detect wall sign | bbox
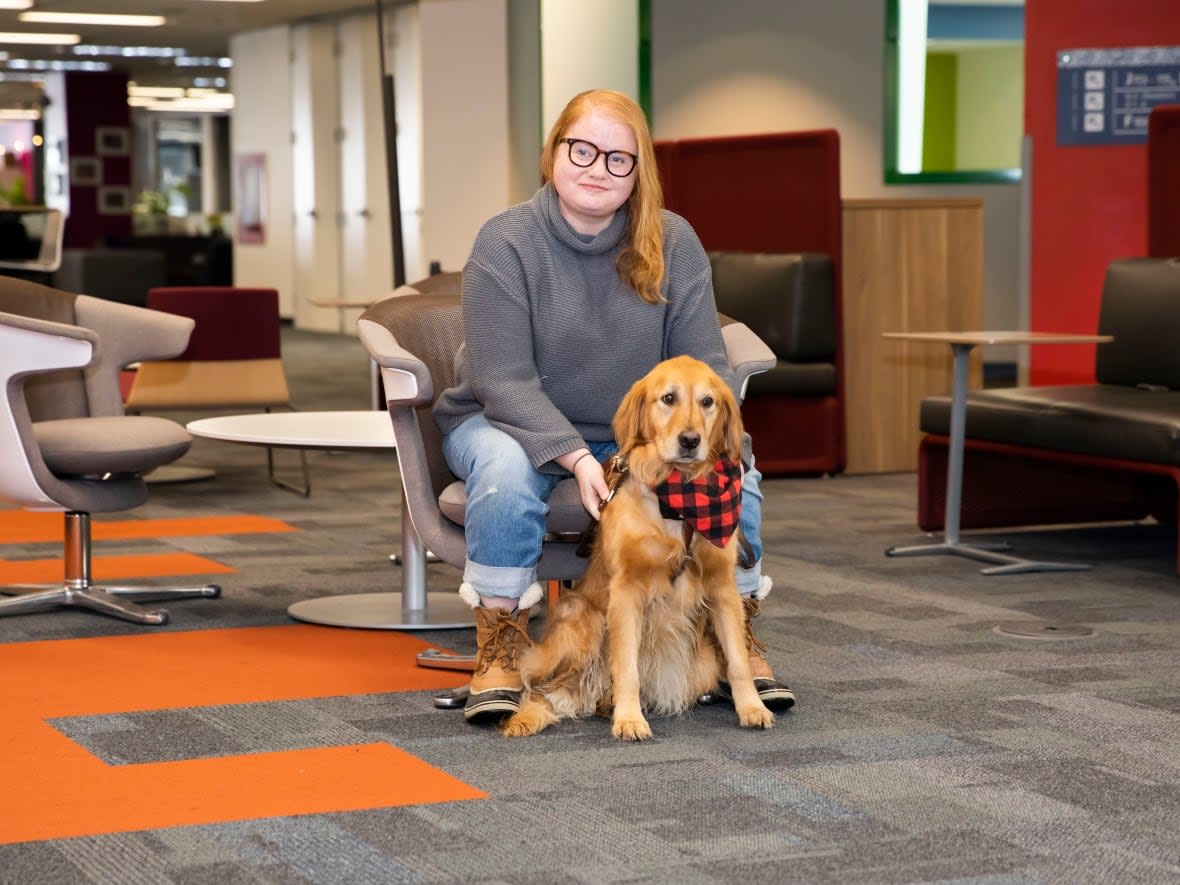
[1057,46,1180,145]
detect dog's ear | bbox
[717,383,745,463]
[612,376,649,454]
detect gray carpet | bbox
[3,326,1180,884]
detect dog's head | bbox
[612,355,744,482]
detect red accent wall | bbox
[1026,1,1180,384]
[63,70,132,248]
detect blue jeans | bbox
[441,413,767,602]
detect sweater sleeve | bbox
[460,243,584,469]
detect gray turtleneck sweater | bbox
[433,183,733,473]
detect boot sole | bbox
[463,690,521,723]
[715,680,796,711]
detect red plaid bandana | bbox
[654,457,743,547]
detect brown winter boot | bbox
[464,605,532,724]
[718,596,795,711]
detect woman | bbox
[434,89,794,724]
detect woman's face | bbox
[552,108,638,236]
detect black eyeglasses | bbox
[561,138,638,177]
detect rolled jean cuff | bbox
[736,559,770,598]
[463,559,537,601]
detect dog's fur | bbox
[502,355,774,740]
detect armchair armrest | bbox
[722,321,776,401]
[356,317,434,405]
[0,310,97,375]
[0,312,98,508]
[73,294,195,416]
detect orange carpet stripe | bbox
[0,626,475,844]
[0,553,235,584]
[0,512,297,544]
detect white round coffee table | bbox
[186,410,474,630]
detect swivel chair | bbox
[0,275,222,624]
[356,287,776,697]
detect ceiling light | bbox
[0,109,39,120]
[129,85,186,98]
[129,94,235,113]
[74,45,185,58]
[175,56,232,68]
[0,32,81,45]
[0,1,33,10]
[21,12,166,27]
[5,58,110,71]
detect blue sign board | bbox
[1057,46,1180,145]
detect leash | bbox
[575,453,629,558]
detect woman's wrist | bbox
[570,450,594,472]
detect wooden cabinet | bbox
[841,198,984,474]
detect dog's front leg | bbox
[606,584,652,741]
[713,590,774,730]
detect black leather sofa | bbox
[917,257,1180,573]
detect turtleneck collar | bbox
[535,182,629,256]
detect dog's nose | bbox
[678,431,701,452]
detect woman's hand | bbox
[559,449,610,520]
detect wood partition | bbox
[654,130,845,475]
[841,198,984,474]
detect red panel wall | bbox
[63,70,132,248]
[1026,0,1180,384]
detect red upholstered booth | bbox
[655,130,844,475]
[1148,104,1180,259]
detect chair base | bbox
[0,582,222,625]
[145,464,217,484]
[417,648,477,670]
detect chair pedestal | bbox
[0,512,222,625]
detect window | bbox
[885,0,1024,184]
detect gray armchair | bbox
[356,286,775,685]
[0,275,222,624]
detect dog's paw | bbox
[500,708,550,738]
[737,704,775,730]
[611,715,653,742]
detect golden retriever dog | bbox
[502,355,774,741]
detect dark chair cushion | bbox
[920,385,1180,466]
[748,362,837,397]
[709,252,835,363]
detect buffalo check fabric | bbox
[654,457,743,547]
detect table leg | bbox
[886,342,1091,575]
[286,488,476,629]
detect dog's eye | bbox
[661,392,676,405]
[701,396,714,408]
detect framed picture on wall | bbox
[69,156,100,187]
[235,152,266,245]
[97,186,131,215]
[95,126,130,157]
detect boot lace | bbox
[742,597,769,659]
[475,612,531,676]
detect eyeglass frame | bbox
[560,138,639,178]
